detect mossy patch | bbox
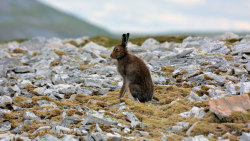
[23,84,38,95]
[50,60,61,67]
[54,49,68,57]
[202,62,212,66]
[161,66,175,75]
[13,48,26,54]
[204,74,214,80]
[79,35,187,48]
[78,62,97,71]
[32,51,38,57]
[63,40,78,47]
[190,121,249,137]
[223,111,250,123]
[13,96,33,108]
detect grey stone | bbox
[200,40,230,54]
[51,73,70,84]
[167,122,189,131]
[0,109,11,119]
[204,72,226,85]
[0,96,12,107]
[240,132,250,141]
[37,100,56,107]
[82,111,118,126]
[0,132,13,141]
[14,66,35,73]
[177,122,189,128]
[13,124,23,134]
[32,126,51,135]
[33,87,46,96]
[208,89,226,98]
[82,42,108,55]
[182,135,209,141]
[123,127,130,133]
[61,117,81,127]
[225,81,237,95]
[179,107,204,119]
[109,102,127,112]
[51,125,72,134]
[166,125,183,131]
[123,112,141,128]
[19,37,46,51]
[237,82,250,94]
[38,134,61,141]
[0,78,7,86]
[186,122,198,136]
[234,67,248,75]
[232,41,250,55]
[0,121,11,132]
[188,91,202,102]
[0,58,21,77]
[245,62,250,72]
[83,78,103,87]
[61,135,78,141]
[141,38,160,49]
[216,32,239,40]
[54,84,76,94]
[152,74,166,84]
[23,111,40,120]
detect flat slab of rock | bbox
[209,94,250,119]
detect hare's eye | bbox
[115,48,119,52]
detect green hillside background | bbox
[0,0,113,41]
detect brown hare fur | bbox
[110,33,154,102]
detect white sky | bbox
[39,0,250,33]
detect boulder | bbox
[209,94,250,119]
[0,96,12,107]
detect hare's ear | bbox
[126,33,130,43]
[121,34,127,47]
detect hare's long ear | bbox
[121,34,127,47]
[126,33,130,43]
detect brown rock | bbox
[209,94,250,119]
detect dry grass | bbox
[13,48,26,54]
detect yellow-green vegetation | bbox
[6,84,248,140]
[13,48,26,54]
[79,36,120,48]
[0,38,27,44]
[201,62,212,66]
[63,40,78,47]
[50,60,61,67]
[23,84,39,95]
[197,53,235,61]
[14,96,33,108]
[79,35,187,48]
[204,74,214,80]
[78,62,97,71]
[32,51,38,57]
[54,49,68,57]
[161,65,175,75]
[224,38,242,44]
[129,35,188,46]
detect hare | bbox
[110,33,154,102]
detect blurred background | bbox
[0,0,250,41]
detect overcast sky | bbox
[39,0,250,34]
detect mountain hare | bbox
[110,33,154,102]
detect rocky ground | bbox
[0,32,249,141]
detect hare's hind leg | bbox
[129,84,148,102]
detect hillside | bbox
[0,0,113,41]
[0,32,249,140]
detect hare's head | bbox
[110,33,130,59]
